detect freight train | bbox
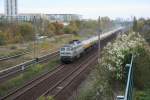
[59,27,123,63]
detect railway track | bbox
[48,31,120,100]
[41,34,116,100]
[0,50,31,62]
[1,29,122,100]
[42,52,98,100]
[0,51,59,84]
[1,47,97,100]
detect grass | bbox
[75,70,102,100]
[133,45,150,100]
[38,96,54,100]
[134,89,150,100]
[29,34,83,57]
[0,34,87,97]
[0,49,30,57]
[76,32,150,100]
[77,85,97,100]
[0,58,60,97]
[0,34,82,71]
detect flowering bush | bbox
[101,32,145,80]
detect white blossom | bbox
[100,32,145,80]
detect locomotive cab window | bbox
[66,48,72,51]
[61,48,65,51]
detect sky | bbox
[0,0,150,19]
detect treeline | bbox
[0,22,34,44]
[0,21,80,45]
[0,16,116,45]
[133,17,150,43]
[80,17,115,31]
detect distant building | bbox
[0,14,4,16]
[16,14,81,22]
[5,0,18,16]
[0,13,81,23]
[46,14,81,22]
[0,14,5,23]
[1,0,81,23]
[17,13,44,22]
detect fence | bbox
[117,55,134,100]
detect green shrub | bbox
[10,46,17,50]
[38,96,54,100]
[134,48,150,89]
[0,59,59,97]
[100,32,145,80]
[0,32,6,45]
[135,90,150,100]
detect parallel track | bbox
[1,48,97,100]
[0,50,31,62]
[1,28,123,100]
[0,51,59,84]
[41,32,117,100]
[42,52,98,100]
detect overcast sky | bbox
[0,0,150,19]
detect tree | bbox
[52,22,64,35]
[46,23,56,36]
[4,32,13,44]
[133,16,138,32]
[14,32,23,43]
[74,20,81,28]
[0,32,6,45]
[100,16,112,30]
[137,19,145,32]
[19,22,34,41]
[80,20,97,29]
[64,21,79,34]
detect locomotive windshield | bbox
[61,48,65,51]
[60,46,73,51]
[66,48,72,51]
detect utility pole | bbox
[96,16,102,100]
[33,16,36,60]
[98,16,101,64]
[33,16,39,62]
